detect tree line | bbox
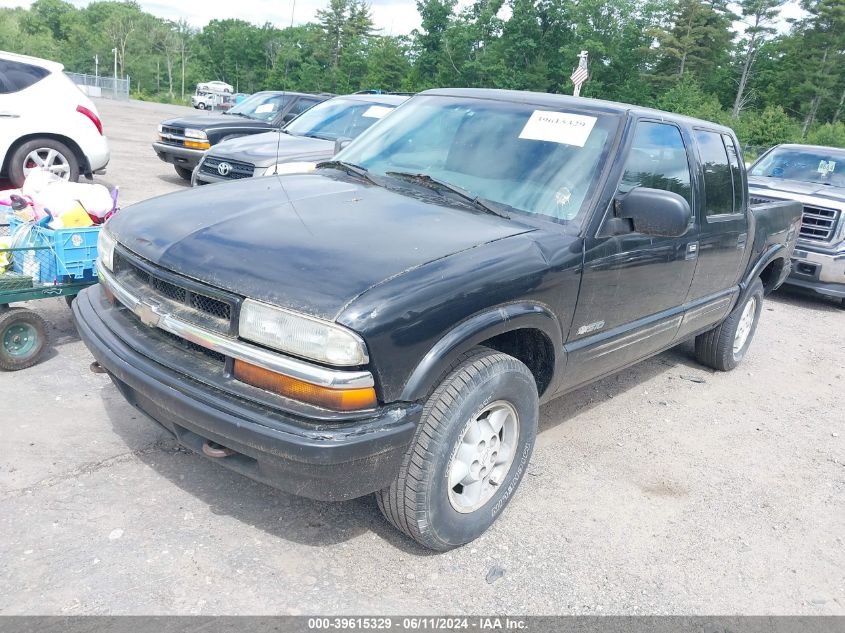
[2,0,844,152]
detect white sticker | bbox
[255,103,275,114]
[362,105,393,119]
[818,160,836,175]
[518,110,597,147]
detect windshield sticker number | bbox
[362,105,392,119]
[518,111,597,147]
[818,160,836,176]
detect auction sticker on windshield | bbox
[519,110,597,147]
[362,105,393,118]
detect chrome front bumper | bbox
[96,261,374,390]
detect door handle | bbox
[737,233,748,249]
[685,242,699,260]
[0,112,20,118]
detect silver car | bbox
[192,93,408,186]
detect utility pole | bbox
[94,54,99,80]
[112,47,118,81]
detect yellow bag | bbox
[58,203,94,228]
[0,236,11,270]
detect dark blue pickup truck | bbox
[75,89,801,550]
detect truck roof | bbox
[422,88,735,135]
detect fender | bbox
[399,302,564,402]
[738,243,787,305]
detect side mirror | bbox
[333,137,353,155]
[282,112,296,123]
[616,187,692,237]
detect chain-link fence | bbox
[66,73,130,100]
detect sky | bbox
[0,0,431,34]
[0,0,807,37]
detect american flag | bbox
[570,66,589,86]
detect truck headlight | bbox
[184,128,208,140]
[266,161,316,176]
[238,299,368,366]
[98,228,116,272]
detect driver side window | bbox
[620,121,692,205]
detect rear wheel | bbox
[174,166,193,181]
[9,138,79,187]
[0,308,49,371]
[197,102,206,110]
[695,278,764,371]
[376,347,538,551]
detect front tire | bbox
[376,347,538,551]
[695,278,764,371]
[9,138,79,187]
[174,165,193,181]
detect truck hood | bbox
[161,114,272,132]
[748,176,845,203]
[108,173,535,320]
[208,131,334,167]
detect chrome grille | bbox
[159,125,186,147]
[750,194,840,243]
[799,206,839,242]
[113,249,237,335]
[200,156,255,180]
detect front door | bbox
[561,120,699,391]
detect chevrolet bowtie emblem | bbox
[133,302,161,328]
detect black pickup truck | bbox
[74,89,801,551]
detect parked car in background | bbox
[193,93,409,186]
[75,89,801,551]
[748,144,845,305]
[197,81,232,94]
[0,51,109,187]
[153,90,333,180]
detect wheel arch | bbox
[2,133,89,178]
[739,244,787,304]
[399,303,563,402]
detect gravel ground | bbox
[1,98,843,615]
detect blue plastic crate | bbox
[7,215,100,284]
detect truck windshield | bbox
[750,147,845,187]
[285,98,400,141]
[335,95,619,222]
[228,93,291,121]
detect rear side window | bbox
[695,130,734,216]
[619,121,692,204]
[0,60,50,94]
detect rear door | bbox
[0,58,51,160]
[562,119,699,390]
[686,130,749,302]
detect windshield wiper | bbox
[318,160,380,185]
[385,171,510,219]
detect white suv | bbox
[0,51,110,187]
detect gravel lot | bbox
[1,98,843,616]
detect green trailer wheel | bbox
[0,308,50,371]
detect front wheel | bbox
[174,165,193,181]
[0,308,50,371]
[695,278,764,371]
[376,347,538,551]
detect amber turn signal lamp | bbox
[184,140,211,150]
[233,359,377,412]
